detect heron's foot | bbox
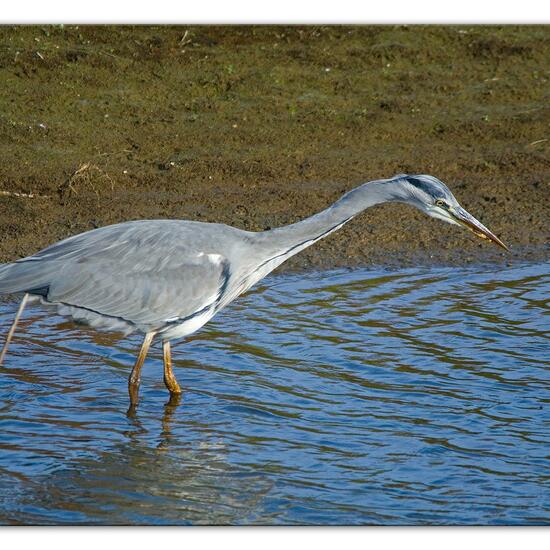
[128,377,141,408]
[126,331,155,412]
[163,373,182,395]
[127,383,140,418]
[162,340,181,396]
[126,402,138,418]
[165,391,182,409]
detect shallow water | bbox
[0,262,548,525]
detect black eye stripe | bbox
[407,176,435,195]
[406,176,451,207]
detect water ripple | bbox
[0,262,548,524]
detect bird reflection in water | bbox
[127,391,183,452]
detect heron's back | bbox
[0,219,261,335]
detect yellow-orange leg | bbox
[163,340,182,395]
[0,293,29,366]
[128,331,155,407]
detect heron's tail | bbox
[0,261,53,296]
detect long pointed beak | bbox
[450,207,509,252]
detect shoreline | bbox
[0,26,548,269]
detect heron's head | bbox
[389,174,508,251]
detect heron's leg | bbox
[0,293,30,366]
[163,340,182,395]
[128,331,155,406]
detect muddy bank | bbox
[0,25,548,271]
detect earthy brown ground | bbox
[0,25,548,271]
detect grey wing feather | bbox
[0,220,235,331]
[48,255,226,329]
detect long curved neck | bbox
[254,178,404,259]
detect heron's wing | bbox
[47,253,227,328]
[1,221,232,329]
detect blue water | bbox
[0,262,548,524]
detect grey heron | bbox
[0,174,507,406]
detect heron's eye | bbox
[435,199,449,209]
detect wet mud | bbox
[0,25,548,270]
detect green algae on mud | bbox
[0,25,548,270]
